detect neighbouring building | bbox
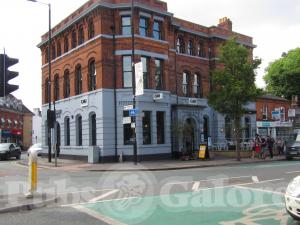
[38,0,256,161]
[256,94,293,139]
[0,95,33,150]
[291,95,300,128]
[32,108,42,144]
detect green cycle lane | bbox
[75,186,299,225]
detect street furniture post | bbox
[25,149,38,198]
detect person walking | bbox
[276,138,284,155]
[266,135,274,158]
[253,134,262,159]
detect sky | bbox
[0,0,299,111]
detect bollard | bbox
[25,149,38,198]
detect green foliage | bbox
[208,39,261,119]
[264,48,300,100]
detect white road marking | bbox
[252,176,259,183]
[56,188,116,196]
[192,181,200,192]
[166,175,253,185]
[234,185,284,196]
[89,189,119,203]
[286,171,300,174]
[73,205,126,225]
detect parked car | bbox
[27,143,42,156]
[285,176,300,220]
[0,143,21,160]
[285,129,300,160]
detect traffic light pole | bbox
[3,49,6,98]
[47,3,52,163]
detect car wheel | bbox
[5,153,9,160]
[286,156,293,160]
[16,154,21,160]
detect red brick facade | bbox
[39,0,254,105]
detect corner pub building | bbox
[39,0,257,161]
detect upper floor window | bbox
[122,56,132,88]
[182,72,189,96]
[176,36,185,54]
[262,105,268,120]
[45,78,49,103]
[78,25,84,45]
[88,18,95,39]
[193,74,201,97]
[57,42,61,57]
[51,44,56,60]
[54,74,60,101]
[153,20,162,40]
[139,17,148,37]
[75,65,82,95]
[280,107,285,121]
[122,16,131,35]
[198,41,205,57]
[141,56,149,89]
[45,47,49,63]
[88,59,96,91]
[154,59,163,90]
[71,30,77,49]
[64,36,69,53]
[187,40,194,55]
[64,70,70,98]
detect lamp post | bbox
[27,0,52,162]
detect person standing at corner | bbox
[266,135,274,158]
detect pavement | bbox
[0,154,286,214]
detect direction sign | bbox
[124,105,134,110]
[129,109,138,117]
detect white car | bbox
[285,176,300,220]
[27,143,42,156]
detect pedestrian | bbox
[276,138,284,155]
[260,136,267,159]
[253,134,262,159]
[266,135,274,158]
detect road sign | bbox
[129,109,138,117]
[135,62,144,96]
[123,117,131,124]
[124,105,134,110]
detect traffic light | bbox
[47,109,56,129]
[0,54,19,97]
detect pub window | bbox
[76,115,82,146]
[78,25,84,45]
[57,42,61,57]
[64,36,69,53]
[88,59,96,91]
[139,17,148,37]
[88,18,95,39]
[153,20,162,40]
[75,64,82,95]
[193,74,201,97]
[143,111,151,145]
[141,56,149,89]
[182,72,189,96]
[71,30,77,48]
[122,16,131,35]
[64,70,70,98]
[64,117,70,146]
[154,59,163,90]
[122,56,132,88]
[89,113,97,146]
[156,111,165,144]
[123,111,134,145]
[54,74,60,101]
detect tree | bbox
[208,38,261,161]
[264,48,300,100]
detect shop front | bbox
[0,129,23,144]
[256,121,293,140]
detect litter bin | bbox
[88,146,100,164]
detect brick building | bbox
[0,95,33,150]
[39,0,256,161]
[256,94,292,139]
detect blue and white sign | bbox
[129,109,139,117]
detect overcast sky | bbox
[0,0,299,111]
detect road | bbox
[1,154,300,224]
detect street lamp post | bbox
[27,0,52,162]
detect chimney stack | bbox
[218,17,232,31]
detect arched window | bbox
[88,18,95,39]
[64,70,70,98]
[88,59,96,91]
[89,113,97,146]
[54,74,60,101]
[76,115,82,146]
[71,30,77,48]
[57,42,61,57]
[64,36,69,53]
[225,116,232,140]
[193,73,201,98]
[176,36,185,53]
[45,78,49,103]
[187,40,193,55]
[244,117,251,140]
[45,47,49,63]
[64,117,70,146]
[78,25,84,45]
[51,44,56,60]
[182,71,190,96]
[75,65,82,95]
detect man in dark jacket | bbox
[266,135,274,158]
